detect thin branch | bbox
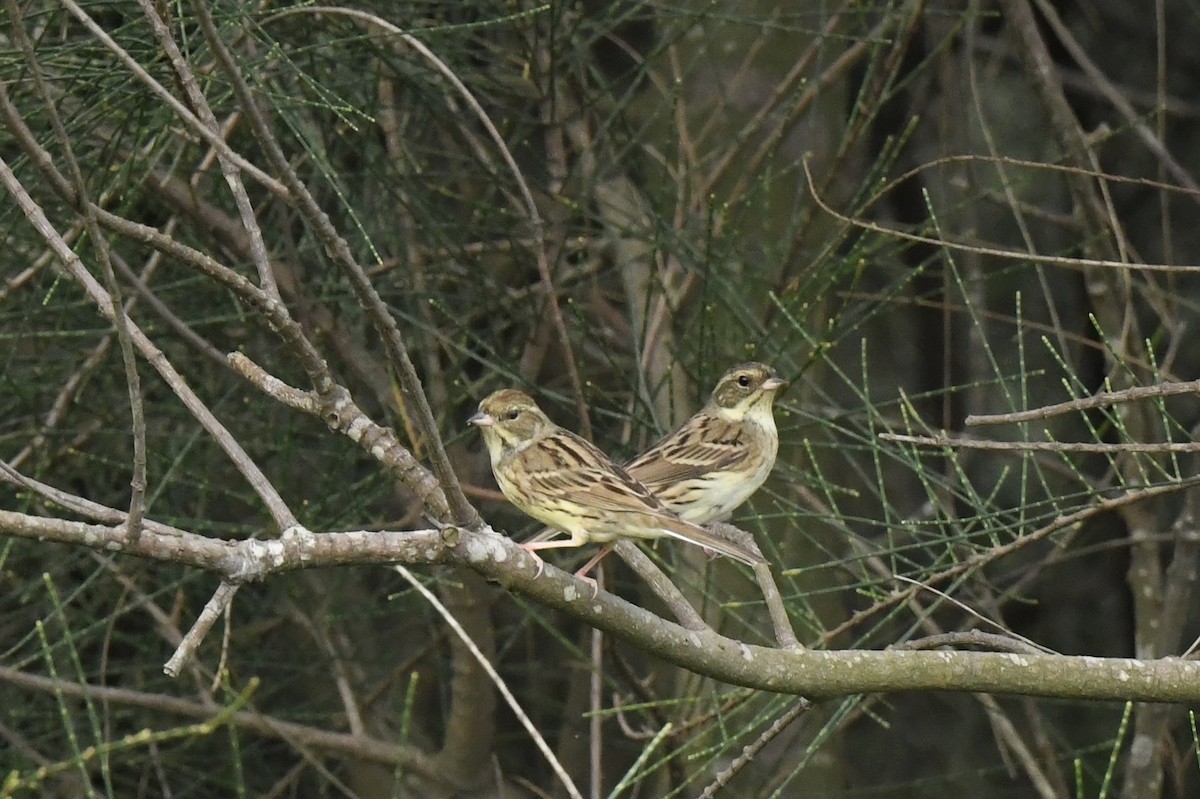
[801,157,1200,273]
[895,631,1047,656]
[137,0,280,297]
[0,463,191,539]
[7,0,148,540]
[965,378,1200,426]
[697,698,813,799]
[754,561,802,650]
[708,521,801,650]
[882,431,1200,454]
[110,250,230,369]
[976,693,1061,799]
[395,565,582,799]
[56,0,287,197]
[0,153,298,533]
[193,1,479,526]
[891,575,1055,655]
[614,541,706,631]
[0,668,439,775]
[164,582,239,677]
[230,353,453,520]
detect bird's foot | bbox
[517,543,548,578]
[573,570,600,599]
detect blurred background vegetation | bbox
[3,1,1200,797]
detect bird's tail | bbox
[657,517,767,566]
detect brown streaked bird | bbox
[625,362,787,523]
[469,388,766,585]
[525,362,787,554]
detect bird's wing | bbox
[625,416,747,486]
[519,429,766,565]
[521,429,669,514]
[531,431,766,565]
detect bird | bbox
[522,363,787,558]
[625,362,787,523]
[468,388,766,587]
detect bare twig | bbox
[0,463,191,539]
[164,582,239,677]
[708,521,801,649]
[0,154,298,533]
[965,378,1200,426]
[614,541,706,631]
[882,431,1200,454]
[0,667,439,775]
[230,353,453,519]
[753,561,802,650]
[110,251,230,369]
[697,698,813,799]
[193,1,479,526]
[976,693,1061,799]
[895,631,1047,656]
[7,0,148,540]
[137,0,280,297]
[56,0,287,197]
[801,158,1200,273]
[395,565,582,799]
[891,575,1056,655]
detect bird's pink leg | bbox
[572,543,615,598]
[518,531,590,579]
[573,543,614,580]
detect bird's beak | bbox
[468,410,494,427]
[762,375,788,392]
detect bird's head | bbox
[708,362,787,421]
[469,389,554,455]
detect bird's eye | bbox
[506,409,521,421]
[737,375,751,387]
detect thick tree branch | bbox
[3,508,1200,703]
